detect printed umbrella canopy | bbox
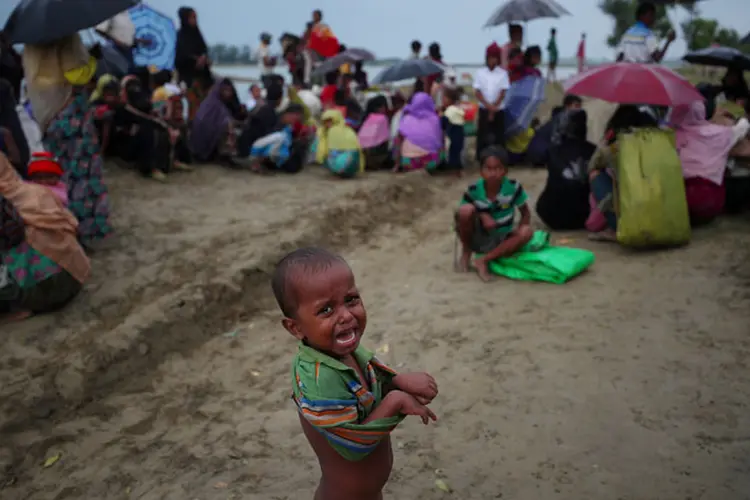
[312,48,376,76]
[503,75,546,138]
[3,0,139,44]
[372,59,445,84]
[484,0,570,27]
[563,63,703,107]
[128,3,176,71]
[683,46,750,71]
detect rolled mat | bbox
[487,230,595,284]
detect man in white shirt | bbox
[256,33,276,75]
[616,1,675,63]
[473,42,510,159]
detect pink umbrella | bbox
[563,63,704,107]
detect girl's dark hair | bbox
[443,87,461,104]
[605,105,657,143]
[523,46,542,66]
[153,69,172,87]
[362,94,388,124]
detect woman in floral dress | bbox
[22,34,112,247]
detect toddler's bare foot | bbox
[472,258,492,282]
[457,251,471,273]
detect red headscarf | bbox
[486,42,502,63]
[27,151,63,177]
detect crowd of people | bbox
[0,2,749,318]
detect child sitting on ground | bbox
[26,152,67,206]
[441,87,466,174]
[249,103,305,173]
[273,247,438,500]
[455,146,533,281]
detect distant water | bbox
[215,64,579,97]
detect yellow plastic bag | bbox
[616,128,691,247]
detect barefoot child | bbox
[272,248,438,500]
[455,146,533,281]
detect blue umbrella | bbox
[372,59,444,84]
[503,75,546,138]
[128,3,175,71]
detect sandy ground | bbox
[1,157,749,500]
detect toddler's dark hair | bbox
[480,145,508,167]
[272,247,348,317]
[443,87,461,104]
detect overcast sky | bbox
[2,0,747,61]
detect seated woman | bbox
[0,153,90,321]
[249,103,306,173]
[358,95,392,171]
[393,92,444,172]
[112,75,176,181]
[190,78,246,165]
[315,109,364,178]
[670,100,750,224]
[89,74,121,156]
[536,109,596,230]
[587,105,658,241]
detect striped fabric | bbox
[291,344,404,461]
[461,178,529,236]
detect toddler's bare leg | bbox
[474,226,534,281]
[455,204,476,272]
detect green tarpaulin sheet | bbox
[487,231,595,284]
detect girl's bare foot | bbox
[1,310,32,323]
[472,258,492,282]
[588,230,617,242]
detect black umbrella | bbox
[742,32,750,45]
[312,48,376,76]
[372,59,445,85]
[3,0,140,44]
[683,46,750,71]
[91,43,130,78]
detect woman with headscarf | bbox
[0,79,30,174]
[0,152,90,321]
[175,7,211,88]
[358,95,392,171]
[535,109,596,230]
[315,109,363,177]
[393,92,444,172]
[586,105,658,240]
[473,43,509,161]
[22,35,112,247]
[670,100,749,224]
[190,78,244,164]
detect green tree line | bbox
[207,44,257,64]
[599,0,748,52]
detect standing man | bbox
[502,24,524,69]
[616,1,675,63]
[577,33,586,73]
[547,28,558,82]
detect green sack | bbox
[616,128,691,248]
[487,231,595,284]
